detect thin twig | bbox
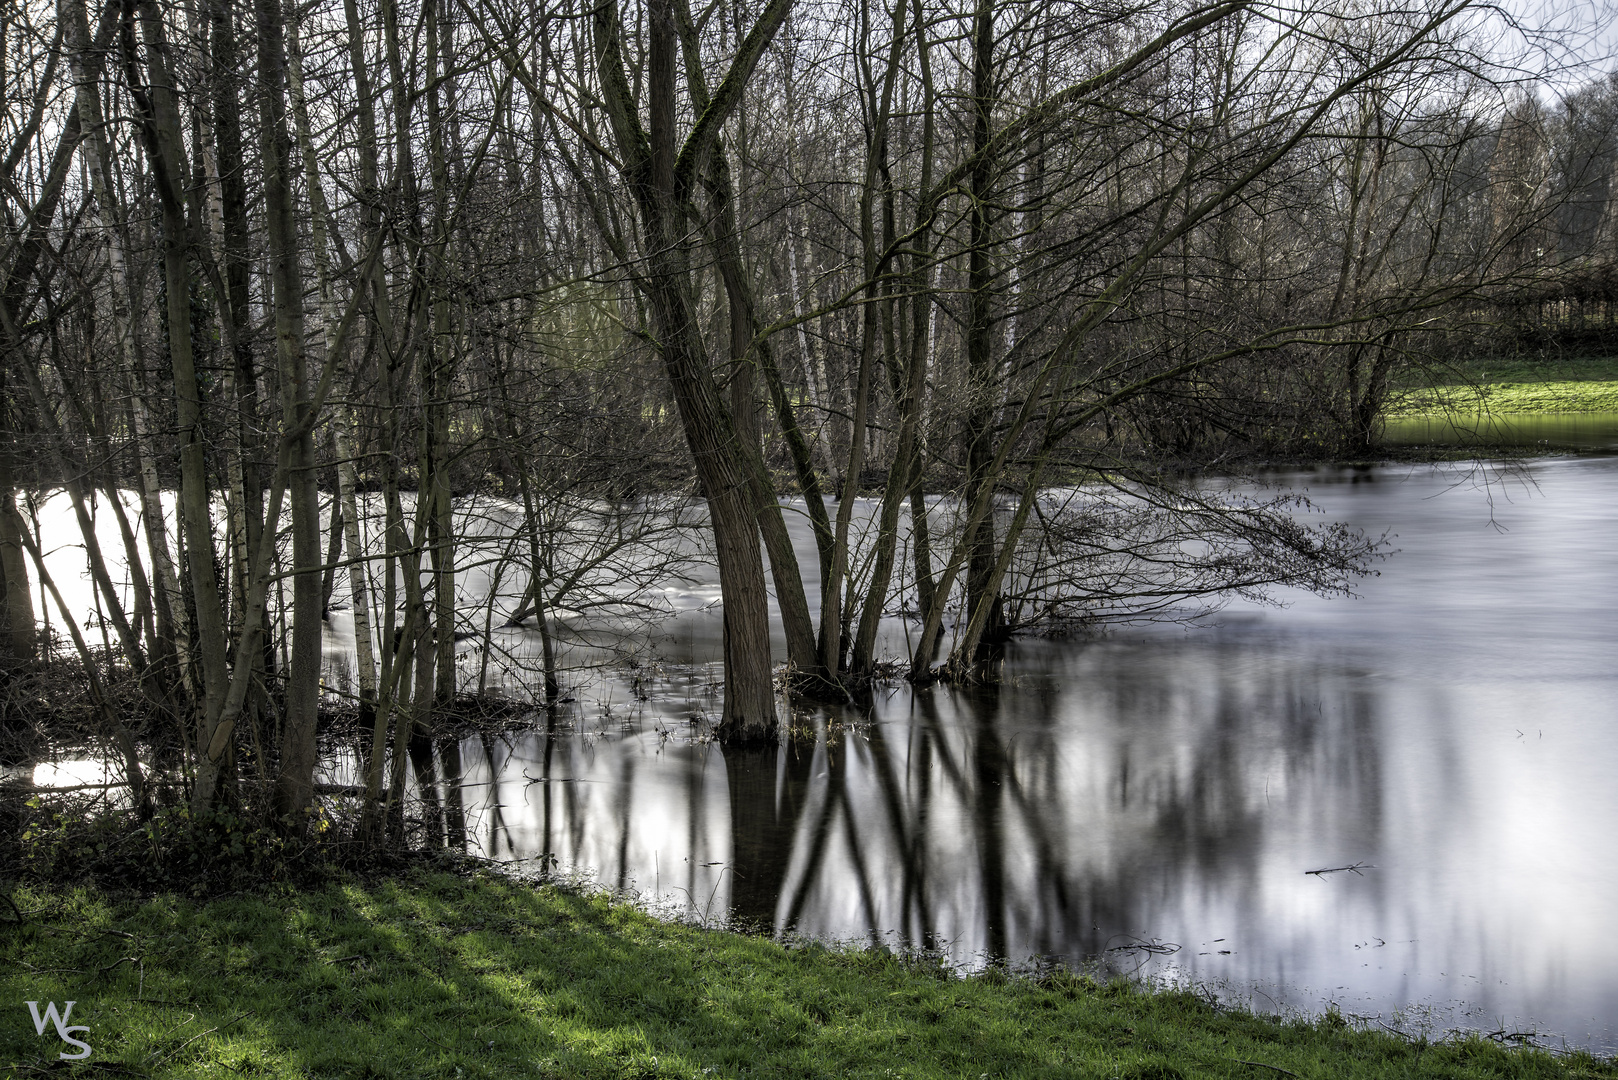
[1305,862,1373,877]
[151,1010,251,1064]
[98,954,139,978]
[0,780,131,793]
[0,892,24,927]
[1234,1060,1300,1078]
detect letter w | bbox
[25,1000,74,1036]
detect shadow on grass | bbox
[0,874,1611,1079]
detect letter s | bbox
[57,1025,92,1061]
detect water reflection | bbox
[381,626,1613,1047]
[27,458,1618,1049]
[315,457,1618,1051]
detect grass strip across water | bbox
[0,870,1611,1079]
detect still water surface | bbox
[26,451,1618,1047]
[315,455,1618,1049]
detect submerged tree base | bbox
[0,870,1611,1078]
[0,651,558,886]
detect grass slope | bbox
[0,871,1611,1079]
[1392,356,1618,415]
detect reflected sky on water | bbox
[315,456,1618,1049]
[24,453,1618,1048]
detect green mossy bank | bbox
[1391,356,1618,417]
[0,872,1611,1079]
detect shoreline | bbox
[2,868,1612,1077]
[4,420,1615,1075]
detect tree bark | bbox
[960,0,1006,662]
[122,0,235,809]
[255,0,322,823]
[591,0,794,743]
[0,460,34,670]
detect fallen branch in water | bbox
[521,773,598,786]
[1305,862,1373,877]
[1107,938,1180,955]
[1486,1029,1541,1045]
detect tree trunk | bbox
[0,461,34,670]
[256,0,323,824]
[960,0,1005,663]
[123,0,234,811]
[591,0,792,743]
[425,0,459,716]
[205,0,265,662]
[821,0,905,676]
[670,5,821,681]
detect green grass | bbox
[1391,355,1618,416]
[0,871,1611,1078]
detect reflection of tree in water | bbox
[759,643,1394,968]
[429,716,730,917]
[418,641,1402,971]
[726,742,814,929]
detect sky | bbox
[1495,0,1618,87]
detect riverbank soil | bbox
[0,872,1610,1078]
[1392,354,1618,415]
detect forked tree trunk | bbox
[591,0,793,743]
[960,0,1006,663]
[671,5,822,681]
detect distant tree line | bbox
[0,0,1605,835]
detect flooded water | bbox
[335,456,1618,1050]
[24,449,1618,1049]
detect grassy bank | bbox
[1392,355,1618,415]
[0,870,1610,1079]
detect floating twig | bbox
[1107,938,1180,956]
[1305,862,1373,877]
